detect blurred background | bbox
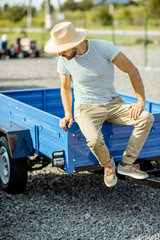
[0,0,160,65]
[0,0,160,100]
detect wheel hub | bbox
[0,146,10,184]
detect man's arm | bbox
[59,73,73,131]
[112,52,145,120]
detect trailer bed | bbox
[0,88,160,174]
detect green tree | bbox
[88,4,112,25]
[0,4,9,18]
[144,0,160,18]
[78,0,94,11]
[4,4,9,11]
[61,0,79,11]
[5,5,27,22]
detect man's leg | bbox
[106,96,154,179]
[74,103,117,187]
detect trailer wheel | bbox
[0,136,28,194]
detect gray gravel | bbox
[0,167,160,240]
[0,45,160,102]
[0,45,160,240]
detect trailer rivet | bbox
[23,118,26,122]
[57,133,61,138]
[73,159,76,162]
[109,134,113,139]
[151,127,156,132]
[40,125,43,130]
[9,111,12,115]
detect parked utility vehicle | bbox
[9,37,40,58]
[0,88,160,193]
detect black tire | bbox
[35,50,39,58]
[17,51,24,59]
[0,136,28,194]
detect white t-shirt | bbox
[57,39,120,109]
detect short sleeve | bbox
[102,41,120,62]
[57,56,70,75]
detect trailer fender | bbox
[0,121,33,159]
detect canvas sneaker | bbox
[117,162,148,179]
[104,162,117,187]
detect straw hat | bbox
[44,22,87,53]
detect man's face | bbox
[58,47,77,60]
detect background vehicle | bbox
[0,88,160,194]
[0,35,10,59]
[9,37,40,58]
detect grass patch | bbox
[87,35,158,46]
[0,30,159,55]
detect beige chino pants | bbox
[74,96,154,168]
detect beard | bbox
[62,48,77,60]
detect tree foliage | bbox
[4,5,27,22]
[61,0,93,11]
[1,5,37,22]
[143,0,160,18]
[61,0,78,11]
[78,0,94,11]
[88,4,112,25]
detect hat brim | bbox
[44,29,87,53]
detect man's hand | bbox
[128,102,145,120]
[60,114,73,131]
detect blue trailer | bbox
[0,88,160,193]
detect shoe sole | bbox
[104,175,117,187]
[117,170,148,180]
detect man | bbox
[44,22,154,187]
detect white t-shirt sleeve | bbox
[57,56,70,75]
[102,41,120,62]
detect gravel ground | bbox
[0,45,160,102]
[0,167,160,240]
[0,45,160,240]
